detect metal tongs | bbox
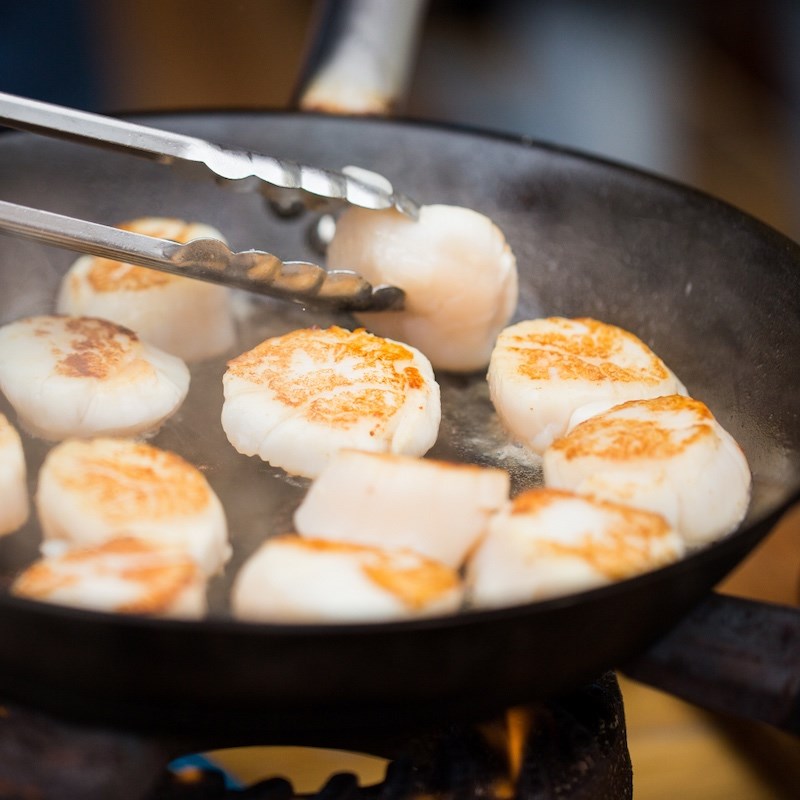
[0,91,419,311]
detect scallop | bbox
[294,450,509,568]
[327,204,518,372]
[12,537,207,619]
[57,217,236,362]
[0,413,28,535]
[487,317,686,454]
[466,488,685,608]
[231,535,463,623]
[542,395,751,547]
[222,326,440,478]
[0,315,189,441]
[37,438,230,576]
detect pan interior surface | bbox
[0,112,797,734]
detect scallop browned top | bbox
[13,537,201,614]
[509,488,678,580]
[549,395,717,461]
[45,438,212,522]
[39,316,147,379]
[226,326,427,429]
[274,535,461,611]
[500,317,671,383]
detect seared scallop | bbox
[0,413,28,535]
[13,537,207,619]
[488,317,686,454]
[232,535,463,623]
[0,315,189,440]
[294,450,509,568]
[222,326,440,478]
[57,217,236,362]
[542,395,751,546]
[466,488,684,608]
[327,204,518,372]
[37,438,230,576]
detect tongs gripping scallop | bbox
[0,201,404,311]
[0,91,414,311]
[0,91,419,217]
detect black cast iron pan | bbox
[0,106,798,745]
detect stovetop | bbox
[0,672,631,800]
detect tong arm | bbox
[0,200,404,312]
[0,92,419,217]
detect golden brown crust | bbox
[274,535,460,610]
[226,326,426,429]
[46,317,144,379]
[362,557,459,610]
[509,488,676,580]
[550,395,715,461]
[510,487,576,514]
[500,317,670,383]
[12,537,199,614]
[48,439,211,521]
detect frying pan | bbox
[0,2,797,747]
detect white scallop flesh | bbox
[542,395,752,547]
[488,317,686,455]
[0,315,190,441]
[466,488,685,609]
[36,438,231,576]
[222,326,440,479]
[0,413,28,535]
[57,218,236,362]
[12,537,207,619]
[231,535,463,623]
[294,450,509,568]
[327,204,518,372]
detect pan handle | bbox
[293,0,429,115]
[621,591,800,734]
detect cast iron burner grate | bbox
[0,673,631,800]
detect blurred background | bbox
[2,1,800,797]
[3,0,800,240]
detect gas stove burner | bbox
[0,673,631,800]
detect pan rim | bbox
[0,109,797,639]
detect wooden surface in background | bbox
[624,504,800,800]
[89,0,314,112]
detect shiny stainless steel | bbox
[0,91,419,218]
[298,0,429,115]
[0,199,404,311]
